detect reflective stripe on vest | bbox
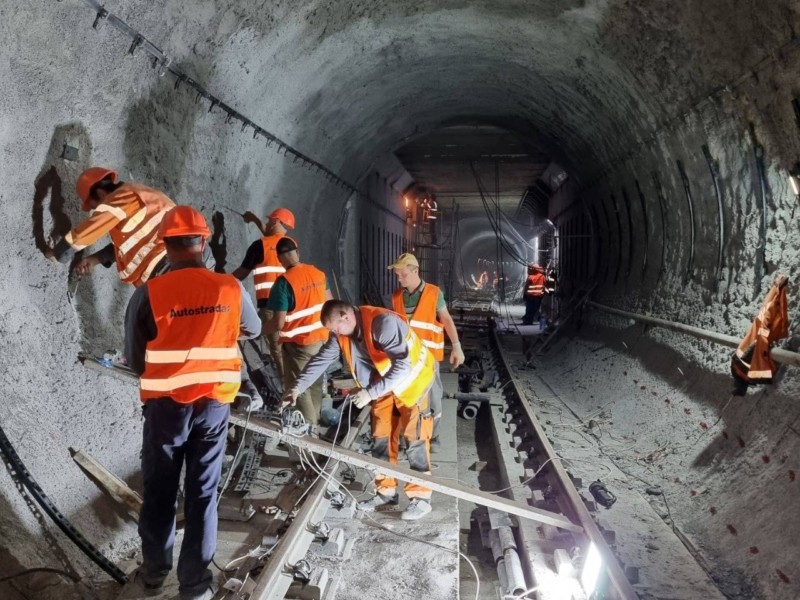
[526,274,546,298]
[253,234,285,300]
[391,284,445,361]
[338,306,434,408]
[278,264,329,345]
[105,183,174,287]
[140,269,242,404]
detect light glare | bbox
[580,543,603,596]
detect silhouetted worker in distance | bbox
[522,263,546,325]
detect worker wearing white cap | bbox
[388,253,464,450]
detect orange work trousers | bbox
[372,392,433,500]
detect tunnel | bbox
[2,1,800,599]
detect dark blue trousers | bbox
[522,296,542,325]
[138,397,229,598]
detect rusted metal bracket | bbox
[676,160,696,283]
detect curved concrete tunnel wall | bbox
[2,0,800,592]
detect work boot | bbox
[401,498,432,521]
[429,437,441,454]
[357,493,398,512]
[118,570,166,599]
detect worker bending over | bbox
[233,207,296,379]
[522,263,546,325]
[263,237,332,425]
[388,253,464,449]
[283,300,436,521]
[124,206,260,600]
[47,167,174,286]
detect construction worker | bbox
[46,167,174,286]
[388,253,464,450]
[262,237,332,425]
[233,208,296,380]
[282,300,436,521]
[522,264,546,325]
[123,206,260,600]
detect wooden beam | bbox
[70,448,142,521]
[228,414,582,532]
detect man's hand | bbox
[281,388,300,409]
[73,254,101,277]
[352,389,373,409]
[449,342,465,369]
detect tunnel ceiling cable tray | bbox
[76,0,392,219]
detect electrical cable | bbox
[217,408,252,506]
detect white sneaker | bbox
[357,493,398,512]
[401,498,432,521]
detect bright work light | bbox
[580,543,603,596]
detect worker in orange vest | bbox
[283,300,436,520]
[123,206,260,600]
[262,237,332,424]
[45,167,174,286]
[522,264,546,325]
[388,253,464,450]
[233,207,296,380]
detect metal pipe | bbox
[620,188,635,284]
[609,193,623,285]
[587,301,800,368]
[229,414,582,531]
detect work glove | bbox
[449,342,465,369]
[352,389,373,409]
[281,388,300,409]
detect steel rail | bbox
[609,193,624,285]
[248,406,370,600]
[634,180,649,280]
[489,327,640,600]
[650,172,668,292]
[587,301,800,368]
[620,188,635,284]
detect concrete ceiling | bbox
[394,123,551,215]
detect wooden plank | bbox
[228,414,582,532]
[70,448,142,521]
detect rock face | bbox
[1,0,799,596]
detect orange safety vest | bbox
[526,273,546,298]
[66,183,174,286]
[392,284,445,361]
[338,306,434,407]
[278,263,329,345]
[252,234,286,300]
[139,269,243,403]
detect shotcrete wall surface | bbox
[2,0,800,594]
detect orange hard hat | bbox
[159,206,211,239]
[268,207,295,229]
[76,167,117,211]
